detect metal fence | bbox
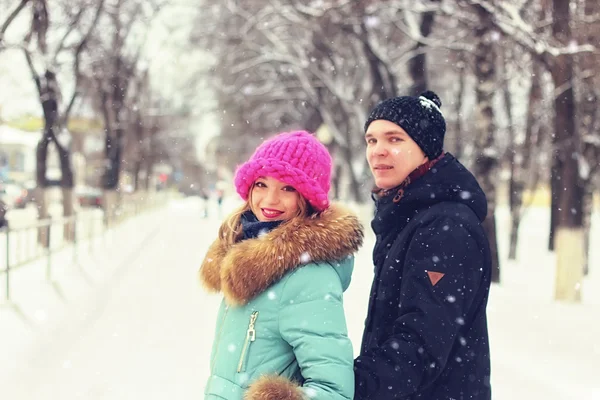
[0,192,171,302]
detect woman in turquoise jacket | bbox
[200,131,363,400]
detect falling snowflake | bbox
[268,291,277,300]
[300,252,311,263]
[460,191,472,200]
[34,309,48,322]
[228,344,237,352]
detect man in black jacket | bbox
[355,90,492,400]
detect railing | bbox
[0,191,172,303]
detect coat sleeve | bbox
[354,216,487,399]
[278,263,355,400]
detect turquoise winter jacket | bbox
[200,204,364,400]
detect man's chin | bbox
[375,179,401,191]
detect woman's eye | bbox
[283,186,296,192]
[255,182,266,188]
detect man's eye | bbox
[390,137,403,142]
[367,138,376,144]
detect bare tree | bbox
[83,0,162,223]
[551,0,585,302]
[575,0,600,275]
[20,0,104,242]
[469,3,501,282]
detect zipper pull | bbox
[247,311,258,341]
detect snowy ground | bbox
[0,196,598,399]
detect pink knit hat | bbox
[234,131,332,211]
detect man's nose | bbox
[372,141,388,157]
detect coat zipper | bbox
[237,311,259,373]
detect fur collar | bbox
[199,203,364,305]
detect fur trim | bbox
[199,203,364,305]
[244,375,305,400]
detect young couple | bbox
[199,91,492,400]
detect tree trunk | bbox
[501,45,522,261]
[549,159,559,251]
[453,53,466,160]
[332,163,342,201]
[35,139,49,244]
[551,0,584,302]
[406,3,438,96]
[508,210,521,260]
[133,159,142,192]
[342,144,363,203]
[510,59,543,260]
[578,0,600,276]
[103,190,118,228]
[582,181,593,275]
[478,157,501,283]
[35,137,50,246]
[144,155,154,191]
[54,139,75,241]
[472,5,500,282]
[103,132,122,225]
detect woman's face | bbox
[250,176,301,222]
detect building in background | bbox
[0,124,38,184]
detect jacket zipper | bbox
[206,305,229,394]
[237,311,259,373]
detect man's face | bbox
[365,120,428,190]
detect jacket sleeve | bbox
[278,263,355,400]
[354,216,487,399]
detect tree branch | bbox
[0,0,32,43]
[52,6,86,64]
[22,46,42,96]
[61,0,106,126]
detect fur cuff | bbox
[245,375,305,400]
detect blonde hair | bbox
[219,184,316,247]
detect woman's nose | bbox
[264,189,280,204]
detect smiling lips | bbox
[261,208,284,219]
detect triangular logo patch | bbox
[427,271,445,286]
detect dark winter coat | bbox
[354,153,492,400]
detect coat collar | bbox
[199,203,364,305]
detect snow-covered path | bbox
[1,198,598,399]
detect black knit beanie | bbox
[364,90,446,159]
